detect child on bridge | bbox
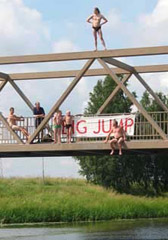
[53,110,63,144]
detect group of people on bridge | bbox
[7,102,73,144]
[7,102,126,155]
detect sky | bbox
[0,0,168,178]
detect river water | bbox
[0,219,168,240]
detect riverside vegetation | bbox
[0,178,168,224]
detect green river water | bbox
[0,218,168,240]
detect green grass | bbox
[0,178,168,224]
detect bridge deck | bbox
[0,140,168,158]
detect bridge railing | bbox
[79,112,168,142]
[0,112,168,144]
[131,112,168,140]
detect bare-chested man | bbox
[7,107,29,140]
[87,7,108,51]
[53,110,63,144]
[104,119,126,155]
[64,110,73,143]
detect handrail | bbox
[0,112,167,144]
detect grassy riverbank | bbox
[0,178,168,224]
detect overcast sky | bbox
[0,0,168,178]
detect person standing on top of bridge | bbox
[64,110,73,143]
[104,119,126,156]
[87,7,108,51]
[53,110,63,144]
[7,107,29,140]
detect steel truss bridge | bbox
[0,46,168,157]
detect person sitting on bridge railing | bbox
[7,107,29,140]
[53,110,63,144]
[104,119,126,156]
[64,110,73,143]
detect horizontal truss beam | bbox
[6,64,168,81]
[0,46,167,65]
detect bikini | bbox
[92,26,101,32]
[113,136,123,141]
[8,119,20,131]
[53,124,61,129]
[65,124,72,129]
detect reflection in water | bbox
[0,219,168,240]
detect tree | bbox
[140,91,168,193]
[76,78,168,195]
[141,91,168,112]
[85,75,134,114]
[76,75,137,193]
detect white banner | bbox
[62,114,135,137]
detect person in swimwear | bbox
[87,7,108,51]
[7,107,29,141]
[104,119,126,156]
[64,110,73,143]
[53,110,63,144]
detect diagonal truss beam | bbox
[0,113,23,144]
[7,77,34,111]
[133,72,168,112]
[0,73,24,144]
[0,72,34,111]
[0,72,8,80]
[98,58,167,140]
[0,72,33,144]
[0,80,8,92]
[1,64,167,81]
[103,57,134,72]
[0,72,8,92]
[97,74,132,114]
[103,57,168,112]
[28,58,95,144]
